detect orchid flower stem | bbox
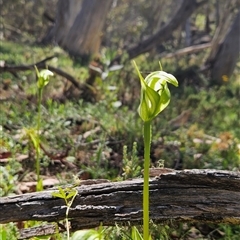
[143,120,151,240]
[36,88,43,184]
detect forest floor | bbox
[1,40,240,239]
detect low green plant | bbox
[21,68,54,191]
[18,68,53,193]
[130,226,144,240]
[71,225,104,240]
[133,61,178,240]
[0,165,18,197]
[0,223,18,240]
[35,67,53,190]
[122,142,142,180]
[52,187,78,240]
[1,40,239,239]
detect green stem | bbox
[36,88,43,184]
[65,190,77,240]
[37,88,43,134]
[143,121,151,240]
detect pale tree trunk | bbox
[64,0,112,58]
[42,0,82,46]
[207,8,240,84]
[44,0,112,60]
[54,0,83,47]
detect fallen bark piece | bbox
[18,224,58,240]
[1,169,240,235]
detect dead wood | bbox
[110,0,207,65]
[160,43,211,59]
[0,56,104,102]
[18,224,58,239]
[0,56,83,90]
[1,169,240,238]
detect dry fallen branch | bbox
[1,169,240,239]
[110,0,208,64]
[160,43,211,59]
[0,56,83,90]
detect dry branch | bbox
[0,56,83,90]
[110,0,207,64]
[1,169,240,238]
[160,43,211,59]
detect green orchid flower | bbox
[133,61,178,122]
[34,66,54,89]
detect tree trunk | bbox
[1,169,240,239]
[43,0,82,46]
[111,0,207,64]
[207,8,240,84]
[43,0,112,61]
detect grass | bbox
[0,40,240,239]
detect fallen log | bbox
[1,169,240,238]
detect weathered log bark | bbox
[1,169,240,237]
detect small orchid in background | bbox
[36,68,54,89]
[34,66,54,191]
[133,61,178,240]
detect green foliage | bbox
[219,224,240,239]
[131,227,144,240]
[72,227,104,240]
[0,164,19,197]
[122,142,142,179]
[52,187,78,206]
[1,40,240,239]
[35,67,53,190]
[0,223,18,240]
[52,187,78,240]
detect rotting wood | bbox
[18,224,58,240]
[1,169,240,238]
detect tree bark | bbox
[1,169,240,237]
[45,0,112,60]
[41,0,81,45]
[66,0,112,58]
[206,8,240,84]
